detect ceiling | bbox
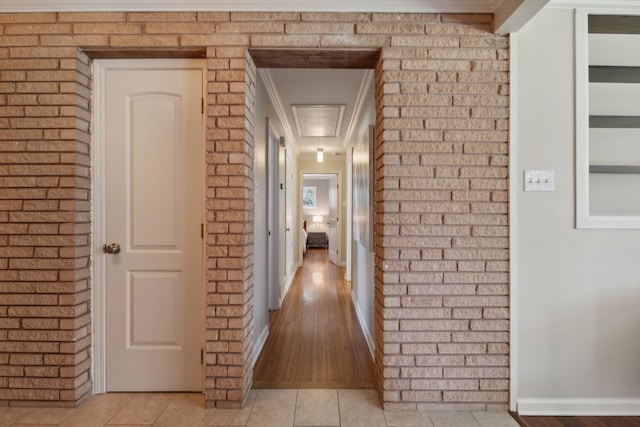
[261,68,372,158]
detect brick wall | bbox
[0,11,509,410]
[374,17,510,409]
[0,29,93,405]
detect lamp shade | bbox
[312,215,323,223]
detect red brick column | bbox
[203,46,256,409]
[374,15,510,410]
[0,42,93,405]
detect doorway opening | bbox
[250,49,379,389]
[301,173,339,265]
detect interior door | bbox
[328,176,339,265]
[267,123,281,310]
[278,145,287,300]
[103,59,204,391]
[285,149,295,280]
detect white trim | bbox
[548,0,640,9]
[279,263,296,307]
[91,58,207,394]
[252,325,269,368]
[508,30,519,414]
[574,8,640,229]
[574,8,591,229]
[343,70,374,150]
[299,170,344,265]
[91,60,108,395]
[517,398,640,415]
[259,70,298,159]
[351,292,375,360]
[0,0,496,13]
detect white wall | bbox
[253,73,287,364]
[346,81,376,357]
[514,7,640,414]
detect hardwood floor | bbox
[252,248,375,389]
[516,415,640,427]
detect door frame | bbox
[299,171,342,266]
[91,58,207,394]
[266,121,284,310]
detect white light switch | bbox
[524,170,554,192]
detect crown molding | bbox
[343,70,374,150]
[547,0,640,8]
[258,69,298,157]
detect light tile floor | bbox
[0,389,521,427]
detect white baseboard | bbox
[252,325,269,368]
[517,398,640,416]
[350,292,375,361]
[279,270,296,306]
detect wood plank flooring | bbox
[252,248,375,389]
[517,415,640,427]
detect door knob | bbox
[104,243,121,254]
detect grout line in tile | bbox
[292,389,299,427]
[336,389,341,427]
[146,393,175,427]
[244,389,258,427]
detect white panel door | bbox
[328,176,339,265]
[285,150,295,281]
[103,59,203,391]
[278,146,287,299]
[267,125,281,310]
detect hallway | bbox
[252,249,375,389]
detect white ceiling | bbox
[262,68,371,157]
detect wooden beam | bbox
[494,0,550,34]
[83,48,207,59]
[249,49,380,69]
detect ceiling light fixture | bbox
[316,147,324,163]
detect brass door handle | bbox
[104,243,121,254]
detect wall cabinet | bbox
[576,11,640,228]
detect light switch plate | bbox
[524,170,554,192]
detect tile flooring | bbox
[0,389,520,427]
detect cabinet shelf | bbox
[589,15,640,34]
[589,116,640,128]
[589,66,640,83]
[590,165,640,174]
[578,13,640,228]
